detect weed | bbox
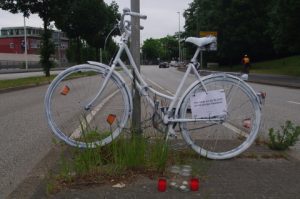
[73,148,102,175]
[109,134,148,170]
[59,155,73,182]
[147,138,169,172]
[52,131,170,191]
[46,180,55,195]
[268,120,300,150]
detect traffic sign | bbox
[199,31,218,37]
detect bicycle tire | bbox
[178,74,261,159]
[45,64,131,148]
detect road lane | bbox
[287,101,300,105]
[0,85,53,198]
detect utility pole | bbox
[131,0,142,134]
[23,16,28,70]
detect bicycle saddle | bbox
[185,36,216,47]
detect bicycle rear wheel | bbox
[45,64,131,148]
[179,74,261,159]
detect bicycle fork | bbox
[84,65,116,110]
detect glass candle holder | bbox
[179,165,192,192]
[169,165,180,189]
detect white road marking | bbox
[222,122,249,138]
[70,89,120,139]
[287,101,300,105]
[145,78,174,95]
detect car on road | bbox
[169,61,178,67]
[158,62,169,68]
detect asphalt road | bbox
[0,65,300,198]
[0,84,53,198]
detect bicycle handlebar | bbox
[126,11,147,19]
[120,8,147,35]
[123,7,147,19]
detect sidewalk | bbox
[8,144,300,199]
[50,159,299,199]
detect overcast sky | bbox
[0,0,192,43]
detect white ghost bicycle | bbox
[45,8,263,159]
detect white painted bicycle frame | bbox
[86,16,225,134]
[45,9,263,159]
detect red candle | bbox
[190,178,200,191]
[157,178,167,192]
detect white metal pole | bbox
[23,16,28,70]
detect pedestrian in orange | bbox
[242,54,250,74]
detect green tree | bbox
[159,35,178,61]
[66,38,118,64]
[184,0,274,65]
[142,35,181,64]
[142,38,163,64]
[0,0,57,76]
[268,0,300,54]
[83,1,120,61]
[53,0,119,64]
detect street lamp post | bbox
[177,11,181,63]
[23,16,28,70]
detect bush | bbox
[268,121,300,150]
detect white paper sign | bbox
[190,89,227,118]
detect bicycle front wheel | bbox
[45,64,131,148]
[179,74,261,159]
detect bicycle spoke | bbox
[45,65,130,148]
[179,75,261,159]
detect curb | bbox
[246,79,300,89]
[0,83,50,94]
[0,68,66,74]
